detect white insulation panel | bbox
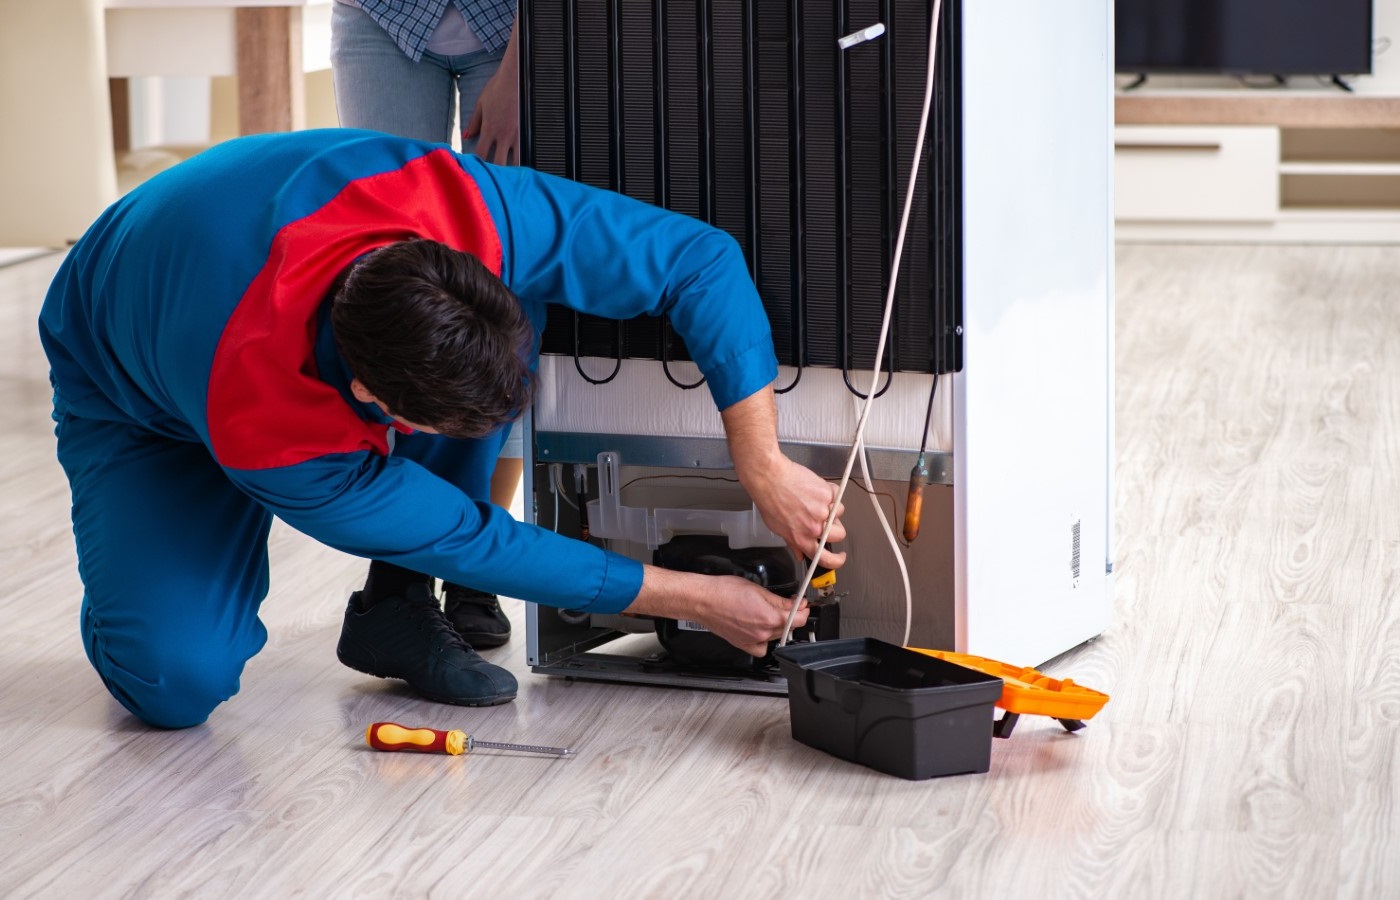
[534,355,954,453]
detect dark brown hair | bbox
[331,239,533,438]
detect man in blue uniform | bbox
[39,129,846,729]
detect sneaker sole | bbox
[338,656,517,706]
[417,689,517,707]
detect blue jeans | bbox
[330,2,523,459]
[330,2,505,152]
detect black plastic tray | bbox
[774,638,1004,780]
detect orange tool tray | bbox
[909,649,1109,721]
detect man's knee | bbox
[82,609,263,729]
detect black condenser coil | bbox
[519,0,963,381]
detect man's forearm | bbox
[624,563,808,657]
[720,385,785,494]
[627,565,707,619]
[718,385,848,568]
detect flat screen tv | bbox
[1116,0,1374,76]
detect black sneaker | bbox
[337,583,517,706]
[443,584,512,648]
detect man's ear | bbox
[349,378,377,405]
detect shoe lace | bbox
[398,594,478,655]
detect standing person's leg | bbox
[56,413,274,729]
[390,47,525,645]
[332,30,522,641]
[490,448,524,511]
[452,43,522,511]
[391,428,517,647]
[330,2,456,143]
[448,440,523,638]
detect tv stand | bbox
[1331,74,1356,93]
[1122,73,1148,92]
[1115,92,1400,244]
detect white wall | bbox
[1373,0,1400,92]
[129,76,212,149]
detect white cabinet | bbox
[1115,125,1279,222]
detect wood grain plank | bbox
[233,6,304,135]
[1117,94,1400,128]
[1342,724,1400,897]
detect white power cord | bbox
[779,1,943,647]
[551,463,578,509]
[855,431,913,647]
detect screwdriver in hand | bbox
[804,555,838,605]
[366,722,575,757]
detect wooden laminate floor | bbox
[1,243,1397,898]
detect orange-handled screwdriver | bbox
[366,722,575,757]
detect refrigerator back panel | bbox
[520,0,963,379]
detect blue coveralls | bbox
[38,129,777,728]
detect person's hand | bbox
[464,63,519,164]
[464,27,520,164]
[739,453,848,571]
[695,574,810,656]
[719,387,848,570]
[628,567,810,657]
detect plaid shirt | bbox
[353,0,516,61]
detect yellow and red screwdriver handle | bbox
[366,722,576,757]
[804,545,839,605]
[368,722,470,755]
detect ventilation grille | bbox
[519,0,964,378]
[1071,517,1082,588]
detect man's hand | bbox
[464,22,520,164]
[743,453,847,569]
[720,386,848,570]
[627,566,809,657]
